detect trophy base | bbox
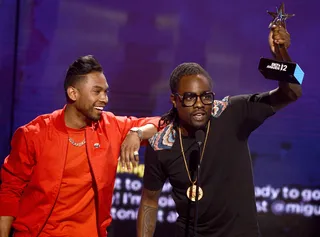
[258,58,304,85]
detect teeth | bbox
[193,114,204,121]
[94,107,103,111]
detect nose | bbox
[194,95,204,108]
[100,93,108,105]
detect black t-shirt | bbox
[143,93,275,237]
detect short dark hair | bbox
[160,62,213,127]
[169,62,212,93]
[64,55,103,99]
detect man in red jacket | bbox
[0,55,159,237]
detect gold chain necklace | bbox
[68,137,86,147]
[178,120,210,201]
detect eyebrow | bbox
[183,90,211,94]
[92,85,109,91]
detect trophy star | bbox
[267,3,295,28]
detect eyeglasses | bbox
[175,91,215,107]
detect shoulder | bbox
[148,124,176,151]
[101,111,116,120]
[228,93,275,112]
[211,96,230,118]
[99,111,120,126]
[14,110,61,141]
[100,111,134,123]
[23,112,56,133]
[213,94,256,112]
[227,93,270,104]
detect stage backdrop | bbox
[0,0,319,236]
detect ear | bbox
[170,94,176,108]
[66,86,78,102]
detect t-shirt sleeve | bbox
[113,115,159,142]
[229,92,276,136]
[143,142,167,191]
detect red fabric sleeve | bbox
[114,116,160,143]
[0,127,35,217]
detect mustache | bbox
[191,109,207,116]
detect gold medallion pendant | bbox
[179,121,210,203]
[186,185,203,201]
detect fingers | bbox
[120,144,128,170]
[271,25,290,47]
[270,24,277,30]
[134,151,140,163]
[120,132,141,171]
[132,151,139,168]
[120,145,140,171]
[124,144,133,170]
[128,148,136,169]
[274,39,288,45]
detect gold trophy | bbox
[258,3,304,84]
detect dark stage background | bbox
[0,0,319,236]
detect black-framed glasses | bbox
[175,91,215,107]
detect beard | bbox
[87,113,101,122]
[78,106,102,122]
[87,108,102,121]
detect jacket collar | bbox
[51,105,68,134]
[51,105,101,134]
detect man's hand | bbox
[0,216,14,237]
[268,24,291,55]
[120,131,141,171]
[120,124,158,171]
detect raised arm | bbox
[268,82,301,111]
[137,188,162,237]
[267,25,302,111]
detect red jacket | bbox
[0,108,159,237]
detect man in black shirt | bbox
[137,25,302,237]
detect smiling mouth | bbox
[94,106,104,111]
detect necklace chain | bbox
[68,137,86,147]
[178,120,210,185]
